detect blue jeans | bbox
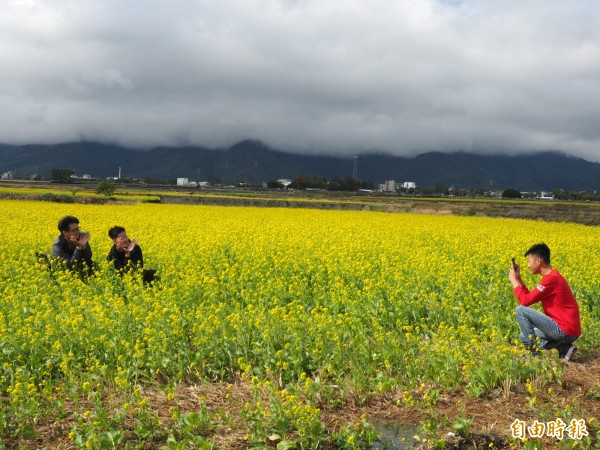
[515,306,578,349]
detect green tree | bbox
[312,176,328,189]
[267,180,284,189]
[96,179,117,197]
[502,188,522,199]
[51,168,75,182]
[290,176,312,190]
[433,183,449,196]
[287,176,329,190]
[327,177,373,192]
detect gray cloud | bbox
[1,0,600,161]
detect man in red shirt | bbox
[509,243,581,361]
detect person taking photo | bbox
[509,243,581,361]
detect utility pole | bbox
[352,155,358,179]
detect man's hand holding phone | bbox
[126,237,137,253]
[511,257,520,274]
[75,231,90,249]
[508,257,522,288]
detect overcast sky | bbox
[2,0,600,161]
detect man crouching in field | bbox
[509,243,581,361]
[107,225,156,284]
[51,215,93,274]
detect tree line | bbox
[267,176,375,191]
[49,167,600,201]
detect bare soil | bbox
[6,350,598,449]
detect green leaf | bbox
[268,433,282,441]
[277,440,296,450]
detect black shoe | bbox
[558,344,577,362]
[524,345,541,357]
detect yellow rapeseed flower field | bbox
[0,199,598,448]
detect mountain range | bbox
[1,140,599,191]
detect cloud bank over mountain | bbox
[2,0,600,161]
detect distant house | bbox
[538,191,555,200]
[379,180,396,193]
[1,171,15,179]
[177,178,207,187]
[402,181,416,189]
[277,178,292,187]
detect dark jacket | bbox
[107,244,143,271]
[51,233,93,270]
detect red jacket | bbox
[514,269,581,337]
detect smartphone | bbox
[511,257,516,268]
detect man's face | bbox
[62,223,80,241]
[527,254,543,274]
[113,231,130,248]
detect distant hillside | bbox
[1,140,599,191]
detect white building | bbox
[176,178,189,186]
[277,178,292,187]
[379,180,396,192]
[538,191,555,200]
[402,181,416,189]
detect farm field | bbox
[0,199,599,449]
[2,180,600,226]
